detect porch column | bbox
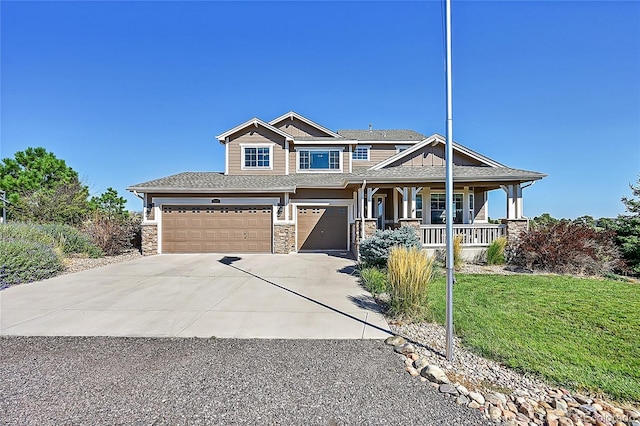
[402,187,409,219]
[462,186,469,223]
[393,188,399,223]
[366,188,378,219]
[504,184,523,219]
[358,188,365,219]
[424,188,431,224]
[284,193,290,221]
[516,184,523,219]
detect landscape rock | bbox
[438,383,458,396]
[384,335,406,346]
[394,343,416,355]
[420,365,450,384]
[405,366,419,376]
[469,392,485,405]
[468,401,481,409]
[486,393,504,408]
[456,395,470,406]
[456,384,469,396]
[558,417,574,426]
[489,406,502,420]
[413,358,429,371]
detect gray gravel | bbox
[0,337,491,425]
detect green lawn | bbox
[427,274,640,404]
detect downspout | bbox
[361,180,367,240]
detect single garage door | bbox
[162,205,272,253]
[297,206,348,251]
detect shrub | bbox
[84,213,141,256]
[359,226,421,268]
[0,238,64,286]
[359,267,389,296]
[511,222,624,275]
[453,234,463,270]
[486,236,507,265]
[37,223,102,258]
[387,246,435,319]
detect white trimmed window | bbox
[396,145,411,153]
[297,148,343,172]
[352,146,370,161]
[241,144,273,169]
[431,193,463,224]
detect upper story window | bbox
[241,144,272,170]
[298,149,342,172]
[352,146,370,161]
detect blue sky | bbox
[1,1,638,219]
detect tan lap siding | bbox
[227,126,287,175]
[352,145,397,168]
[386,145,484,167]
[292,189,353,199]
[273,118,333,138]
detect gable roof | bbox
[337,129,425,141]
[369,133,505,170]
[269,111,342,138]
[216,117,294,143]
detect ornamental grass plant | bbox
[486,236,507,265]
[387,246,435,319]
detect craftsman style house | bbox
[127,111,546,257]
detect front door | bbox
[374,195,385,230]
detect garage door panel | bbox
[162,205,271,253]
[297,206,347,251]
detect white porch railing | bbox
[420,224,506,247]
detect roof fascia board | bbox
[127,187,296,194]
[216,118,293,143]
[268,111,342,138]
[369,135,440,170]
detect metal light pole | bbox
[444,0,455,361]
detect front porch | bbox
[352,183,527,252]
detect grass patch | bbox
[359,266,389,296]
[428,274,640,404]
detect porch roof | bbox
[127,165,546,194]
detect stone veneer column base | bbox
[352,218,378,259]
[274,223,296,254]
[501,218,529,246]
[141,223,158,256]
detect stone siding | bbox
[274,223,295,254]
[141,223,158,256]
[501,218,528,246]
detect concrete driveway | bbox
[0,253,391,339]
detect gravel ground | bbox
[62,250,143,274]
[0,337,491,426]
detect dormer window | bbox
[297,148,343,172]
[241,144,273,170]
[352,146,370,161]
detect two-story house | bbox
[127,111,546,257]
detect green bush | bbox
[37,223,102,257]
[0,238,64,286]
[359,267,389,296]
[359,226,421,268]
[486,236,507,265]
[0,222,55,246]
[387,246,435,319]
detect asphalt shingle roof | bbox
[337,129,425,141]
[127,166,546,193]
